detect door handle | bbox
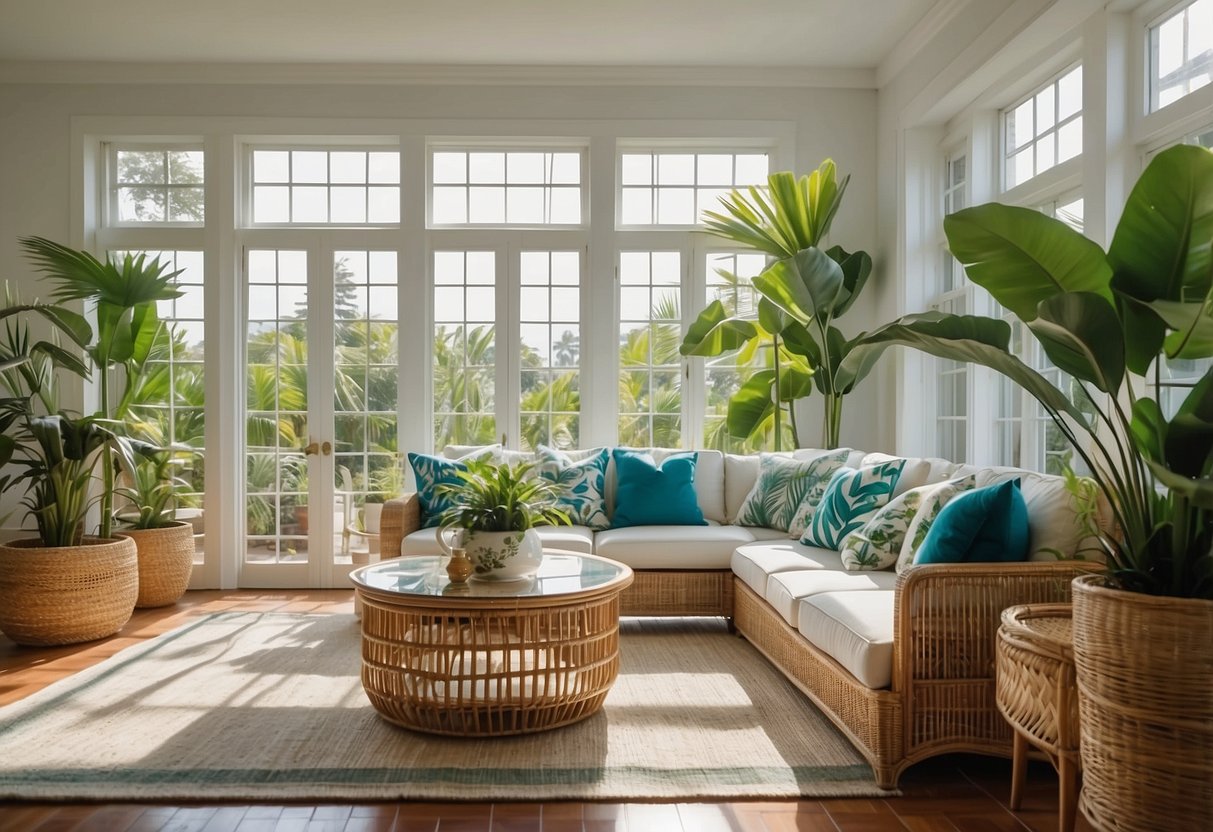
[322,441,332,456]
[304,441,320,456]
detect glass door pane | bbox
[332,251,400,563]
[433,250,497,449]
[244,249,310,566]
[519,250,580,451]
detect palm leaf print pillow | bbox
[735,450,852,534]
[801,459,907,550]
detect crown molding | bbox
[0,61,877,89]
[876,0,971,89]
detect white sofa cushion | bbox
[594,523,755,568]
[730,540,845,596]
[402,524,595,556]
[951,465,1104,562]
[798,590,896,689]
[605,448,726,524]
[765,569,899,628]
[724,449,867,524]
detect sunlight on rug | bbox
[0,612,891,801]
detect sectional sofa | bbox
[379,447,1099,788]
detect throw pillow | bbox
[801,459,906,550]
[407,447,497,528]
[838,482,934,571]
[534,445,610,530]
[611,449,706,528]
[736,450,852,535]
[894,474,978,574]
[914,479,1030,565]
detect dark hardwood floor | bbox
[0,590,1091,832]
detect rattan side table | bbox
[996,603,1080,832]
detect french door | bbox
[239,236,400,587]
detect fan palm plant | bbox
[20,237,182,538]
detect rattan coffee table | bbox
[350,550,633,737]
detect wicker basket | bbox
[1072,574,1213,832]
[118,521,195,608]
[0,536,138,646]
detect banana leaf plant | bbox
[681,159,875,449]
[20,237,182,538]
[833,144,1213,599]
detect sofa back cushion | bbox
[860,452,959,498]
[610,449,707,528]
[605,447,725,523]
[950,464,1106,562]
[724,448,866,523]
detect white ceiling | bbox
[0,0,941,69]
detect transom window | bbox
[250,149,401,225]
[1003,65,1083,190]
[1151,0,1213,112]
[619,151,769,226]
[111,146,204,224]
[429,149,584,226]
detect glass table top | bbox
[351,552,630,600]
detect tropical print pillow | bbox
[535,445,611,530]
[801,459,906,550]
[894,474,979,574]
[839,485,929,571]
[735,450,852,534]
[407,447,498,528]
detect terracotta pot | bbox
[1071,574,1213,832]
[0,536,138,646]
[118,521,195,608]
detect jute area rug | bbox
[0,612,889,801]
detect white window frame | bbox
[106,140,206,229]
[1000,63,1084,194]
[1147,0,1213,114]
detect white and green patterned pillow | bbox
[535,445,610,530]
[735,450,851,534]
[839,485,931,571]
[894,475,979,574]
[407,446,499,528]
[801,459,906,550]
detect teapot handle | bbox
[437,524,463,556]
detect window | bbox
[430,149,583,226]
[250,149,400,225]
[1150,0,1213,111]
[933,152,970,463]
[432,251,497,449]
[519,251,581,451]
[619,151,768,226]
[704,252,770,451]
[115,249,206,558]
[111,146,204,224]
[618,251,683,446]
[1003,65,1083,190]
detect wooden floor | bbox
[0,590,1093,832]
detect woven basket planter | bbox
[1072,574,1213,832]
[0,536,138,646]
[118,521,195,608]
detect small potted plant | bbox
[115,447,196,608]
[435,459,568,580]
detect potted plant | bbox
[681,159,873,449]
[842,144,1213,831]
[0,290,144,646]
[115,447,196,608]
[435,459,568,580]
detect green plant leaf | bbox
[1146,459,1213,509]
[1027,293,1124,393]
[753,246,844,325]
[944,204,1113,321]
[726,370,777,438]
[1165,367,1213,478]
[826,246,872,317]
[1130,398,1167,467]
[1146,298,1213,360]
[679,300,758,356]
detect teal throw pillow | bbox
[611,449,706,528]
[914,479,1030,565]
[408,448,494,528]
[535,445,610,530]
[736,450,852,534]
[801,459,906,550]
